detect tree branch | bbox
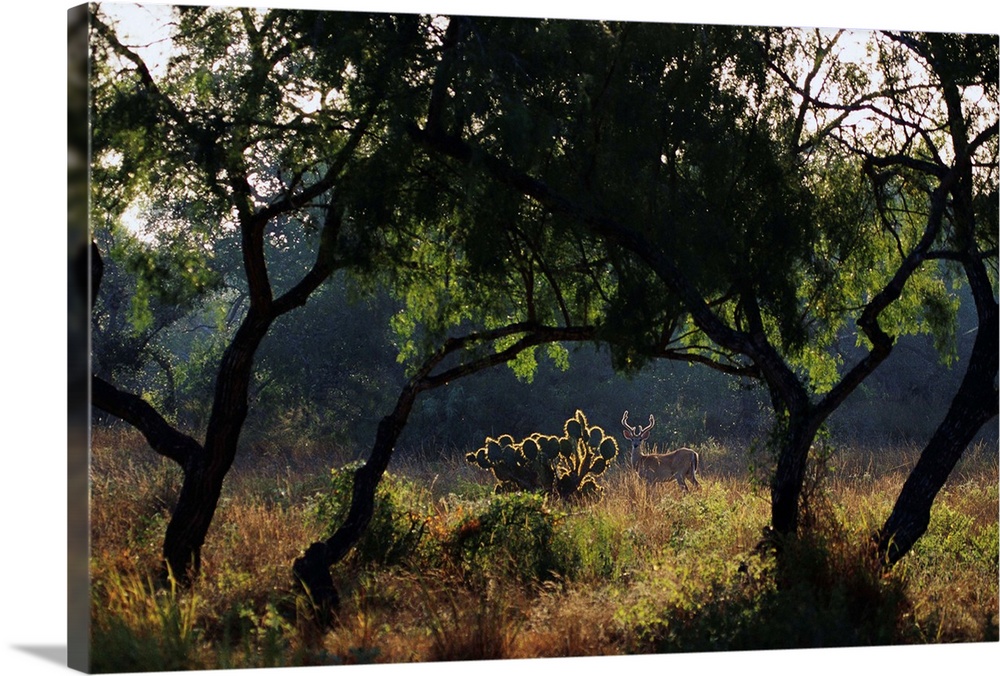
[408,121,806,407]
[657,346,762,379]
[272,198,345,315]
[92,376,200,467]
[419,324,597,390]
[816,176,952,421]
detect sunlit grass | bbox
[88,428,998,671]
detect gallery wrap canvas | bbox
[68,2,998,674]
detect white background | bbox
[2,1,997,675]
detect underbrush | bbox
[88,430,999,671]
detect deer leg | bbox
[675,473,688,491]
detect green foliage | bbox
[308,463,431,567]
[559,510,644,583]
[618,530,914,652]
[448,492,576,585]
[874,264,962,366]
[909,502,1000,577]
[113,226,221,334]
[89,564,320,672]
[90,570,203,673]
[172,326,231,427]
[465,410,620,499]
[91,6,995,465]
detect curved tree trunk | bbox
[874,37,999,567]
[292,323,598,626]
[91,199,339,582]
[293,380,422,623]
[875,261,998,567]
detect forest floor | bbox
[87,427,998,672]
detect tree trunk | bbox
[293,380,421,624]
[162,311,274,582]
[162,454,222,579]
[876,281,998,567]
[874,33,1000,568]
[769,413,823,538]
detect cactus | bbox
[471,433,552,493]
[535,434,561,461]
[564,412,584,441]
[521,436,539,462]
[598,436,617,460]
[466,410,620,499]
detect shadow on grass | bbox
[631,533,918,653]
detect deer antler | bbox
[623,411,655,437]
[622,410,635,435]
[642,414,655,435]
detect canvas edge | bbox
[68,3,93,673]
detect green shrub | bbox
[617,529,913,652]
[448,492,577,585]
[911,502,999,576]
[561,511,642,583]
[90,570,203,673]
[307,463,432,567]
[972,522,1000,578]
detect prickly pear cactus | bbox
[466,433,554,493]
[466,410,620,499]
[553,410,620,499]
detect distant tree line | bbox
[94,256,986,455]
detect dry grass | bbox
[87,428,998,671]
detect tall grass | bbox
[88,428,998,671]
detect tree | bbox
[90,6,604,596]
[864,32,998,565]
[760,28,997,563]
[404,17,993,543]
[287,19,625,617]
[90,5,431,580]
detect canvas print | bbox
[69,2,999,673]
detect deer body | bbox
[622,411,700,491]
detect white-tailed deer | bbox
[621,410,700,491]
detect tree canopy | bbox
[402,17,996,539]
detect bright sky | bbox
[90,0,1000,32]
[99,2,178,78]
[102,7,865,72]
[97,2,885,122]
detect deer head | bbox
[621,410,655,458]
